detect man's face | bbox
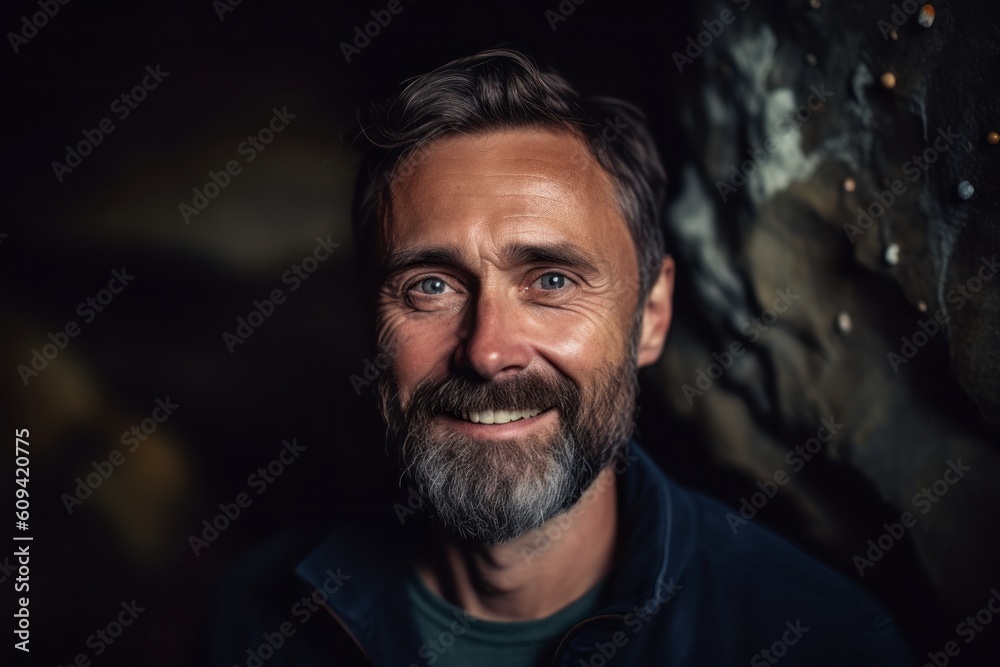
[375,128,643,544]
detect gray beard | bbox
[378,353,639,545]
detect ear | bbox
[636,256,675,368]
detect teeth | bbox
[460,408,543,424]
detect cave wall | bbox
[648,0,1000,660]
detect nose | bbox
[454,289,533,380]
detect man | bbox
[211,49,914,666]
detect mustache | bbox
[401,370,581,424]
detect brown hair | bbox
[351,47,667,301]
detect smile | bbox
[453,408,546,424]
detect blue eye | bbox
[416,277,448,294]
[536,273,569,290]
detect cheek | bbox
[378,312,456,401]
[535,313,595,362]
[531,297,635,378]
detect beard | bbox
[377,335,640,545]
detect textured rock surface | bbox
[646,0,1000,660]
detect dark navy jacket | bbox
[209,439,915,666]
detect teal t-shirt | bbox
[405,571,605,667]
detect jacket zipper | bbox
[317,596,375,666]
[550,613,627,666]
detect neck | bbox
[416,466,619,621]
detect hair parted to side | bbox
[351,47,667,301]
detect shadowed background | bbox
[3,0,998,664]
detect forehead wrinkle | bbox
[405,173,592,202]
[394,189,592,233]
[391,129,615,198]
[404,132,612,188]
[382,129,629,270]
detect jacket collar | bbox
[295,438,690,663]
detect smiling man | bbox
[211,48,914,666]
[375,127,649,553]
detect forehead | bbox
[382,128,628,258]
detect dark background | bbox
[3,0,998,664]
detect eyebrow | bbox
[502,242,602,277]
[383,241,603,279]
